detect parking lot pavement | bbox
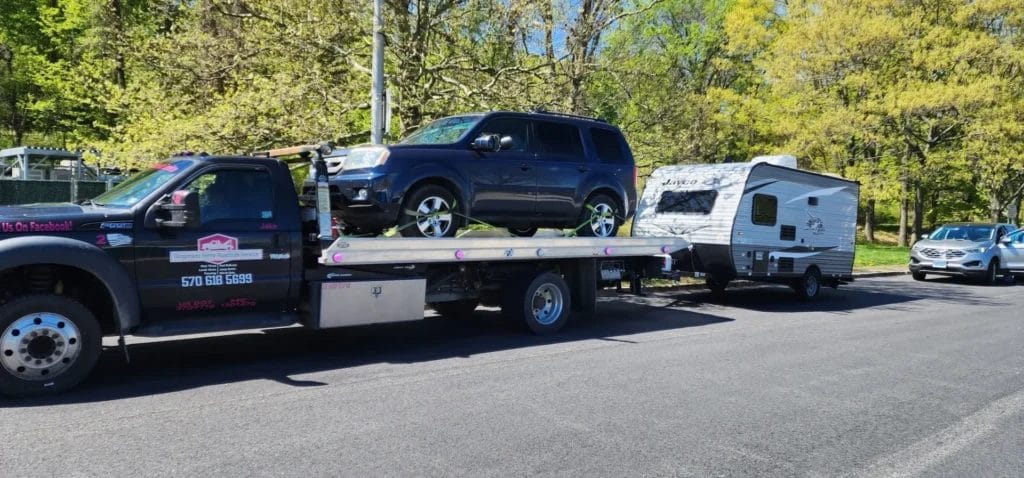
[1,275,1022,477]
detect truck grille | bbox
[920,248,967,259]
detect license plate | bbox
[933,260,947,269]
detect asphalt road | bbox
[2,275,1023,477]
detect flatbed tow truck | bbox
[0,144,687,397]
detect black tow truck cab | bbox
[0,146,686,397]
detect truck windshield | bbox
[91,159,195,207]
[928,225,993,241]
[399,115,482,145]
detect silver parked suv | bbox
[909,223,1016,284]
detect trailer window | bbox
[752,194,777,226]
[656,190,717,214]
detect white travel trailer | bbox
[633,155,860,299]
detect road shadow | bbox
[618,274,1012,314]
[1,300,732,406]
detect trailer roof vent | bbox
[751,154,797,169]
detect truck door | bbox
[134,165,292,322]
[999,228,1024,271]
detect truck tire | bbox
[429,299,479,320]
[793,267,822,300]
[0,295,102,397]
[503,271,572,335]
[398,184,459,238]
[577,194,620,237]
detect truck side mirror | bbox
[157,190,201,228]
[471,134,502,152]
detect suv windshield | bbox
[91,159,194,207]
[399,115,482,145]
[929,225,993,242]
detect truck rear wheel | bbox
[0,295,102,397]
[503,271,571,335]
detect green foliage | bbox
[1,0,1023,234]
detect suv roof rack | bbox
[530,108,607,123]
[252,143,333,160]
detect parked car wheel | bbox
[508,227,538,237]
[398,184,459,238]
[912,271,927,281]
[577,194,620,238]
[0,294,102,397]
[983,259,999,285]
[793,267,822,300]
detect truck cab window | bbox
[752,194,777,226]
[186,169,274,223]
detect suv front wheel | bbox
[398,184,459,238]
[577,194,620,237]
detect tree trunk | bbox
[898,195,909,247]
[989,192,1002,223]
[913,183,924,240]
[864,199,876,243]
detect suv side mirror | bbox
[920,233,928,240]
[157,190,201,228]
[1000,235,1012,244]
[471,134,513,152]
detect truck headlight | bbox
[342,147,389,171]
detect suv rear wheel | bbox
[577,194,620,237]
[508,227,538,237]
[399,184,459,238]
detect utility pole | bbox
[370,0,386,144]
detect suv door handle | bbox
[520,163,532,171]
[577,165,590,172]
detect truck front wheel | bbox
[504,272,571,335]
[0,295,102,397]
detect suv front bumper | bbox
[306,173,400,231]
[909,250,991,277]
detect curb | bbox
[852,270,908,279]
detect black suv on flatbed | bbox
[318,111,638,238]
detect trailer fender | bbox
[0,236,141,333]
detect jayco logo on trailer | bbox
[169,233,263,264]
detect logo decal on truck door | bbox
[169,234,263,264]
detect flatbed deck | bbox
[319,236,689,266]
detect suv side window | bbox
[591,128,627,163]
[186,168,275,224]
[478,117,530,153]
[534,121,584,157]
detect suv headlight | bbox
[965,246,987,254]
[342,147,390,171]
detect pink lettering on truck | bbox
[0,220,74,233]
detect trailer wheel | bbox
[0,294,102,397]
[504,272,571,335]
[793,267,822,300]
[429,299,479,320]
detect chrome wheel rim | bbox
[531,283,564,326]
[1,313,81,381]
[415,196,453,238]
[590,203,616,237]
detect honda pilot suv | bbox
[317,111,638,238]
[909,222,1016,283]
